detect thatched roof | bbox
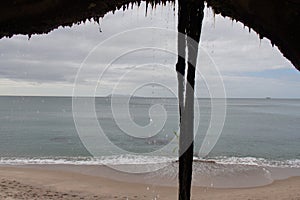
[0,0,299,70]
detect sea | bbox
[0,96,299,187]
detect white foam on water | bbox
[207,156,300,168]
[0,155,175,166]
[0,155,299,168]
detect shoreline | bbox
[1,165,300,199]
[2,162,299,188]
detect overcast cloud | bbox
[0,2,299,98]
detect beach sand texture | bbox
[0,166,300,200]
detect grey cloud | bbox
[0,59,77,83]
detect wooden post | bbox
[177,1,204,200]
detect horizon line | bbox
[0,95,300,100]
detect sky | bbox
[0,2,299,98]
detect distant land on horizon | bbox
[0,95,299,100]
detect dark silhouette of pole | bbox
[176,1,204,200]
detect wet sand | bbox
[0,166,300,200]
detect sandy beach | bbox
[0,166,299,200]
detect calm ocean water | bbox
[0,96,299,169]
